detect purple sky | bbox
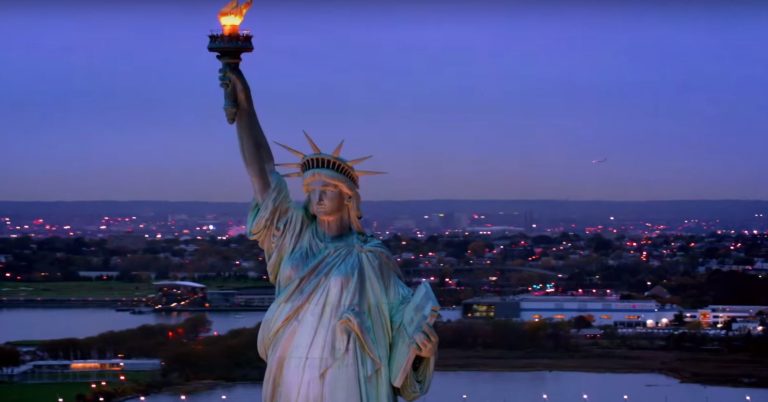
[1,1,767,202]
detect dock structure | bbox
[0,359,161,383]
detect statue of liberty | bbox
[217,63,438,401]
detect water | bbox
[0,308,265,342]
[121,371,768,402]
[2,309,766,400]
[0,308,461,343]
[439,308,462,322]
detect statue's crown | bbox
[275,131,384,189]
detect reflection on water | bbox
[122,371,768,402]
[0,308,265,342]
[5,309,766,401]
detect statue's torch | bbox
[208,0,254,124]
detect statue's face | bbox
[306,178,347,219]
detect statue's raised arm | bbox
[219,66,275,203]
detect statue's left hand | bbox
[414,323,438,358]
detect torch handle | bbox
[219,58,242,124]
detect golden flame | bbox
[218,0,253,35]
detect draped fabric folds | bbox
[248,172,434,402]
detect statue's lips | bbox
[314,204,339,215]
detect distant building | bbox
[689,305,768,327]
[78,271,119,280]
[152,281,206,307]
[233,287,275,308]
[0,359,161,383]
[207,288,275,309]
[207,290,238,307]
[731,320,764,334]
[465,226,525,237]
[463,294,678,328]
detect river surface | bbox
[0,308,462,343]
[122,371,768,402]
[0,308,265,342]
[2,309,766,400]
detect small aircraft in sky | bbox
[591,157,608,164]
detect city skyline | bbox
[1,0,767,202]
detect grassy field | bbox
[0,382,93,402]
[0,372,159,402]
[0,281,154,298]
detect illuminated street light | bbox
[542,394,548,400]
[583,394,589,400]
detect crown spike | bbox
[331,140,345,157]
[303,130,322,154]
[355,170,386,176]
[274,141,306,158]
[282,172,304,178]
[275,163,302,168]
[347,155,373,166]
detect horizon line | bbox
[2,199,768,204]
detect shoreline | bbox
[0,300,268,311]
[113,363,767,402]
[7,359,766,402]
[437,348,768,388]
[105,350,768,402]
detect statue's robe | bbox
[249,173,434,402]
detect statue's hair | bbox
[302,171,364,234]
